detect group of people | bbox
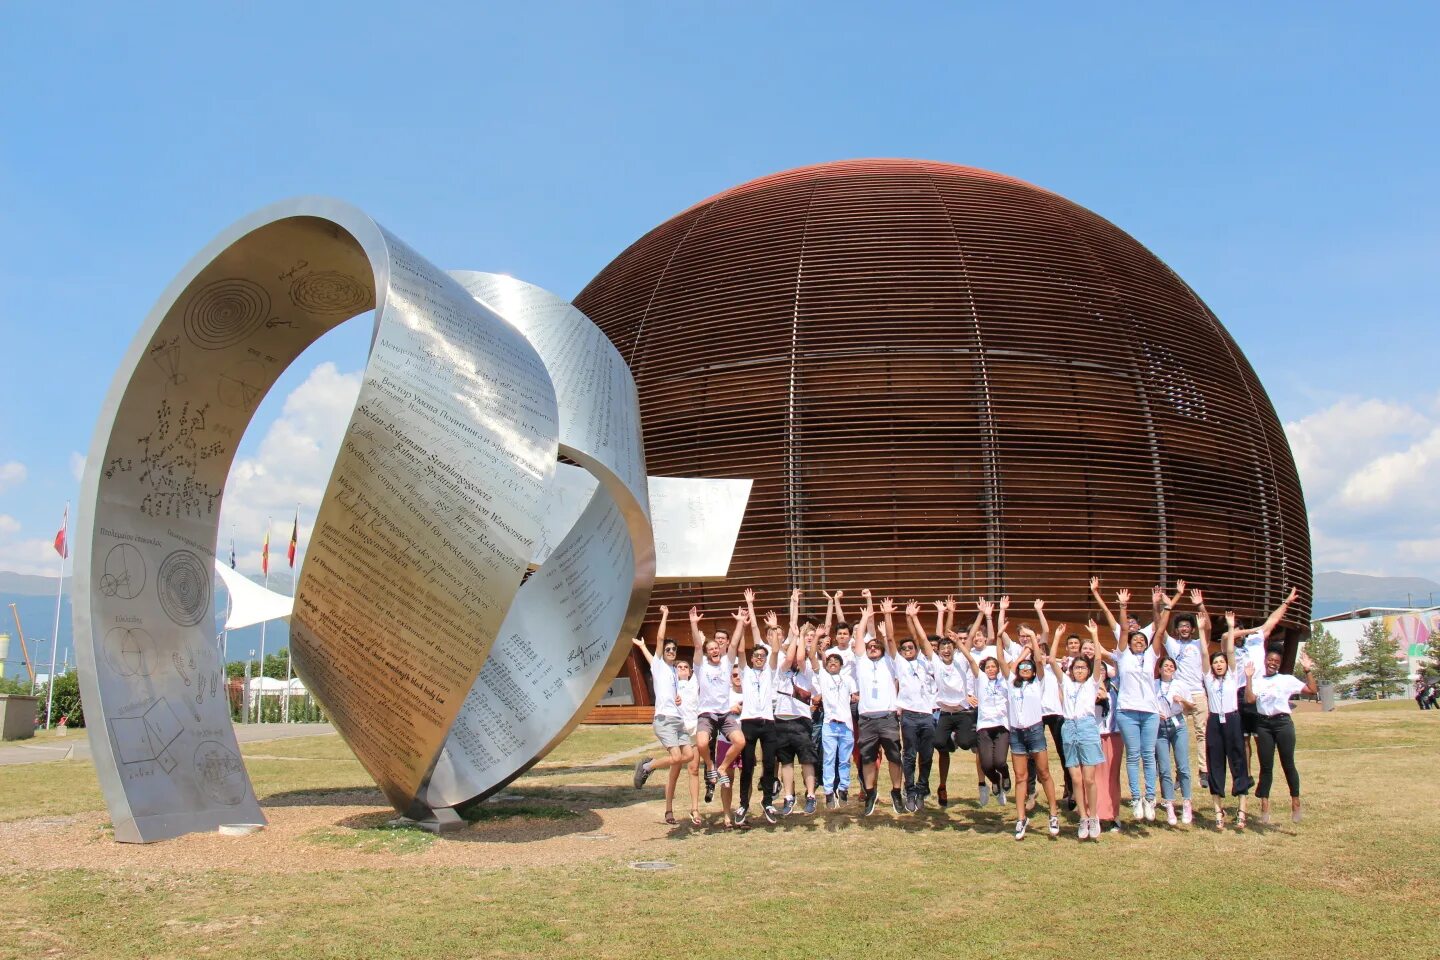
[631,579,1316,840]
[1416,677,1439,710]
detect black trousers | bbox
[1205,711,1252,797]
[739,718,777,809]
[1254,713,1300,799]
[976,727,1010,788]
[1026,714,1074,797]
[900,710,937,795]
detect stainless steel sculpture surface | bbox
[76,200,750,842]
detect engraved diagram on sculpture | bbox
[156,549,210,627]
[183,278,271,350]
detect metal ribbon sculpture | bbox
[75,199,748,842]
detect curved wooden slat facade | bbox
[575,159,1310,707]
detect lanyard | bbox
[1066,679,1088,716]
[1158,679,1173,716]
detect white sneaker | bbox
[1014,817,1028,841]
[1165,802,1176,826]
[1048,815,1060,837]
[1077,817,1090,840]
[1182,800,1193,825]
[1144,799,1157,822]
[1131,799,1144,821]
[997,788,1007,807]
[978,784,990,807]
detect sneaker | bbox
[1131,799,1144,821]
[904,791,919,814]
[996,787,1007,807]
[937,786,949,809]
[734,806,748,825]
[1109,820,1122,833]
[780,796,796,817]
[890,790,904,814]
[825,793,837,810]
[1182,800,1193,825]
[863,789,879,817]
[704,780,715,804]
[1014,817,1028,841]
[838,788,849,804]
[1048,815,1060,837]
[1078,817,1091,840]
[1144,799,1156,822]
[1165,802,1177,826]
[1001,772,1012,792]
[763,804,779,824]
[632,758,652,789]
[977,783,990,808]
[803,795,817,815]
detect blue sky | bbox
[1,2,1437,583]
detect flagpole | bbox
[284,505,297,723]
[44,502,68,730]
[257,516,270,724]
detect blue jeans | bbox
[1116,708,1159,802]
[822,720,854,794]
[1154,714,1192,801]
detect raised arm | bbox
[1048,623,1066,683]
[1088,618,1114,662]
[689,606,706,666]
[944,596,957,639]
[1259,586,1300,637]
[1192,588,1211,648]
[744,588,763,651]
[822,589,836,637]
[1090,576,1121,637]
[851,595,874,655]
[788,589,800,644]
[650,605,670,660]
[1222,611,1237,670]
[880,596,899,657]
[1034,598,1050,644]
[1151,581,1183,656]
[995,620,1012,677]
[632,636,654,665]
[906,601,931,657]
[955,630,981,675]
[763,610,782,668]
[729,603,747,661]
[1297,649,1318,697]
[996,595,1011,643]
[977,597,995,644]
[1115,589,1132,644]
[833,590,848,627]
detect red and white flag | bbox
[53,505,68,559]
[287,512,298,568]
[261,526,270,577]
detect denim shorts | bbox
[1009,722,1048,755]
[1061,716,1103,767]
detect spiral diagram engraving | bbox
[156,549,210,627]
[182,278,271,349]
[289,271,372,316]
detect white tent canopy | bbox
[246,676,306,695]
[214,558,295,630]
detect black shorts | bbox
[858,713,902,765]
[1240,701,1260,736]
[773,717,817,765]
[937,710,977,753]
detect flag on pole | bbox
[229,537,236,570]
[287,512,298,568]
[53,505,68,559]
[261,527,270,576]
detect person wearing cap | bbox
[734,594,781,826]
[851,591,905,816]
[631,606,700,826]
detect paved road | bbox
[0,722,336,766]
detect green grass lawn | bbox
[2,704,1438,959]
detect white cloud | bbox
[217,362,363,575]
[1286,392,1440,577]
[0,461,26,494]
[0,514,20,537]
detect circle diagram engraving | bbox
[103,626,157,677]
[289,271,372,316]
[193,740,247,806]
[100,543,146,600]
[183,278,271,350]
[157,549,210,627]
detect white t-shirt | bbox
[853,654,899,715]
[1234,629,1269,687]
[823,644,855,667]
[975,639,1023,664]
[817,669,859,727]
[1060,676,1098,721]
[651,658,680,719]
[1112,622,1156,642]
[678,677,700,730]
[1154,678,1187,719]
[1040,670,1062,716]
[696,654,734,715]
[930,653,974,708]
[894,655,936,713]
[1250,672,1306,716]
[1165,635,1206,696]
[976,674,1009,730]
[1006,679,1045,729]
[740,665,776,721]
[1096,666,1121,734]
[1115,647,1159,713]
[773,662,813,720]
[1205,670,1240,716]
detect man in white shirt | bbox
[895,600,942,811]
[734,593,780,826]
[1165,586,1211,780]
[852,592,905,816]
[690,602,748,804]
[768,590,819,821]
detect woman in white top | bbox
[996,616,1059,840]
[1204,613,1254,829]
[1153,655,1196,826]
[959,600,1010,810]
[1093,587,1174,823]
[1050,623,1106,839]
[1245,647,1317,824]
[632,606,700,826]
[1029,600,1075,812]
